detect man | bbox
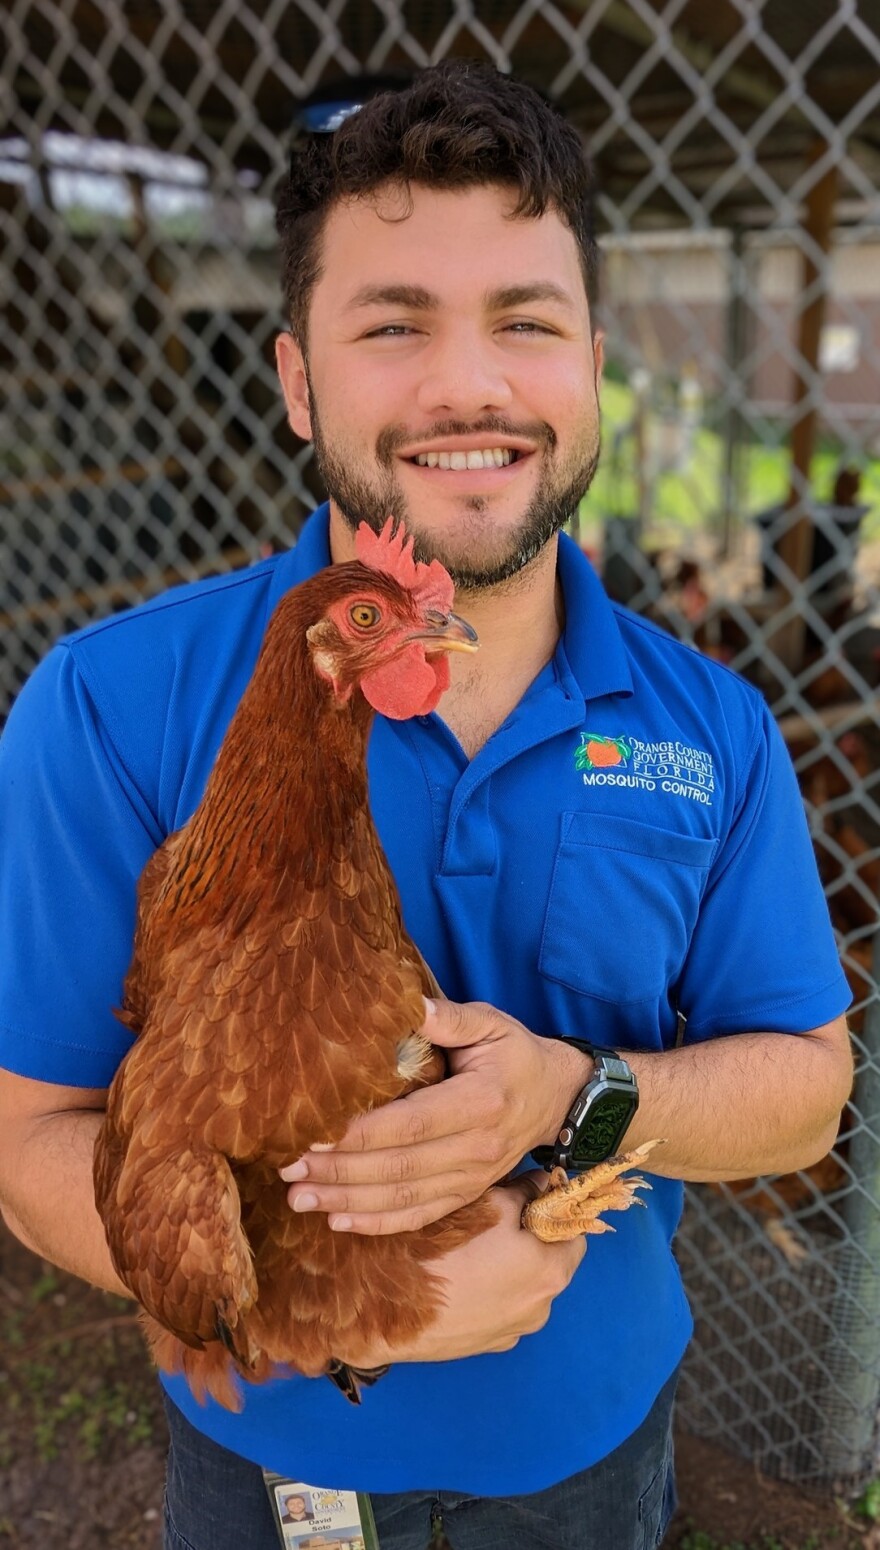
[0,61,852,1550]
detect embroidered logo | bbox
[575,733,632,771]
[575,733,715,805]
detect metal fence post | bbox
[823,931,880,1482]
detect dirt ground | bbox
[0,1225,876,1550]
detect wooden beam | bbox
[777,699,880,745]
[0,457,185,505]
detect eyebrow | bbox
[344,281,577,313]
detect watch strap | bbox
[550,1036,622,1063]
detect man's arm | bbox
[280,1001,853,1234]
[0,1071,133,1297]
[623,1013,852,1182]
[0,1066,585,1360]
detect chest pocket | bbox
[538,811,717,1004]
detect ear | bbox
[275,332,313,441]
[305,620,352,703]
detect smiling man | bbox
[0,60,853,1550]
[284,190,601,593]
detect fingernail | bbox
[279,1159,309,1181]
[292,1192,319,1212]
[329,1215,353,1231]
[309,1141,336,1152]
[423,996,436,1017]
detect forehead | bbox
[312,182,586,311]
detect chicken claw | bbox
[522,1140,666,1243]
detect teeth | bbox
[413,448,517,469]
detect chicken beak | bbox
[405,610,479,655]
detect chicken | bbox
[94,518,655,1411]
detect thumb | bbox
[421,995,500,1049]
[496,1167,553,1207]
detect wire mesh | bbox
[3,0,880,1492]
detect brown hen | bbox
[94,519,654,1411]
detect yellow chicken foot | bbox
[522,1140,666,1243]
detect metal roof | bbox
[8,0,880,228]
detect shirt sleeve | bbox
[678,696,852,1038]
[0,645,162,1086]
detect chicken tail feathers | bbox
[214,1306,261,1373]
[325,1358,390,1405]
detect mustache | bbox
[376,418,557,461]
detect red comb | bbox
[355,518,454,611]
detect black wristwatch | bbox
[531,1037,639,1172]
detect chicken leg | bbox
[521,1140,665,1243]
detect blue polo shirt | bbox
[0,504,850,1494]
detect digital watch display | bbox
[532,1040,639,1173]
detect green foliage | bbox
[27,1272,60,1305]
[581,372,880,539]
[0,1286,159,1468]
[678,1530,747,1550]
[677,1531,822,1550]
[854,1477,880,1520]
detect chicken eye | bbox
[349,603,381,629]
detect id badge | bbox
[263,1469,381,1550]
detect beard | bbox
[307,380,600,593]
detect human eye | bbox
[503,319,557,336]
[363,323,417,338]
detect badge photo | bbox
[263,1471,380,1550]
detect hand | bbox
[280,997,592,1235]
[332,1174,586,1366]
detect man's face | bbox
[285,1497,307,1516]
[277,182,602,591]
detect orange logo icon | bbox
[575,733,632,772]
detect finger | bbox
[496,1168,553,1206]
[285,1168,481,1220]
[562,1234,588,1280]
[421,996,503,1050]
[324,1193,476,1237]
[282,1132,490,1189]
[324,1077,485,1155]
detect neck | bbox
[175,592,374,917]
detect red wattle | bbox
[360,645,449,719]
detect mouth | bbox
[407,447,525,470]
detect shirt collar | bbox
[265,502,332,618]
[556,532,634,705]
[266,506,633,706]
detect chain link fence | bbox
[3,0,880,1496]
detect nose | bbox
[414,327,513,418]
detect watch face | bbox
[570,1091,636,1167]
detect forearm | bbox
[617,1024,852,1182]
[279,1002,854,1232]
[0,1109,133,1299]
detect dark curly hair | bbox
[275,60,598,347]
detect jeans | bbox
[162,1367,678,1550]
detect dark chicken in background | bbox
[94,519,656,1410]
